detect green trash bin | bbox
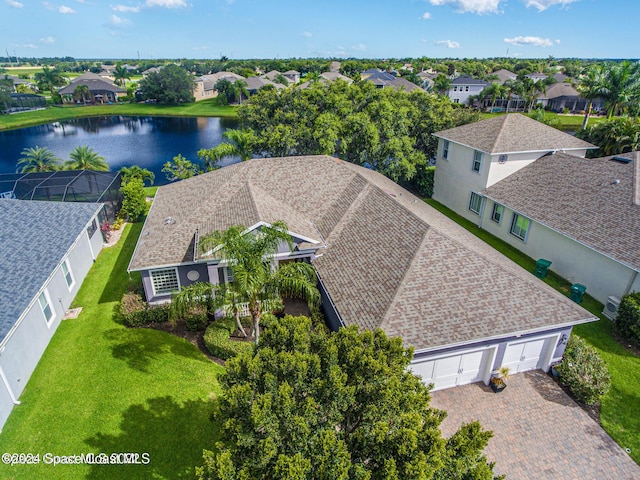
[534,259,552,279]
[570,283,587,304]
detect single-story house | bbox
[128,155,595,391]
[58,72,125,104]
[491,69,517,84]
[298,71,353,89]
[447,76,488,105]
[536,82,604,113]
[194,72,245,101]
[361,69,424,92]
[0,200,104,431]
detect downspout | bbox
[624,270,640,296]
[0,366,20,405]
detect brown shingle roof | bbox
[130,155,594,350]
[58,72,125,94]
[483,151,640,271]
[433,113,596,154]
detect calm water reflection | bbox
[0,116,240,185]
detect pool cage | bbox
[0,170,122,222]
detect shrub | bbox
[116,292,170,326]
[204,317,253,360]
[614,292,640,344]
[414,165,435,198]
[184,304,209,331]
[556,335,610,405]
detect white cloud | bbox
[504,35,553,47]
[422,12,432,19]
[192,46,209,50]
[15,43,38,49]
[109,14,131,25]
[524,0,578,12]
[302,31,313,38]
[145,0,186,7]
[5,0,24,7]
[434,39,460,48]
[352,43,366,51]
[429,0,502,15]
[59,5,76,13]
[40,36,56,43]
[42,1,54,10]
[112,4,141,12]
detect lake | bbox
[0,116,240,185]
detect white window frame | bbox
[468,192,483,215]
[442,140,449,160]
[150,267,180,296]
[491,203,504,224]
[510,213,531,241]
[472,150,483,173]
[62,259,75,290]
[38,290,55,325]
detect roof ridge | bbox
[322,177,371,244]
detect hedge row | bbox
[116,292,170,326]
[204,316,253,360]
[614,292,640,344]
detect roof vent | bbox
[611,156,632,164]
[165,216,175,225]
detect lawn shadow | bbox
[99,223,143,305]
[84,395,222,480]
[103,327,212,373]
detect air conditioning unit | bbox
[602,296,621,321]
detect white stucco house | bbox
[0,200,103,430]
[447,76,488,105]
[128,155,595,392]
[432,114,640,308]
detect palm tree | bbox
[600,61,640,118]
[578,64,606,130]
[199,221,320,345]
[197,128,256,169]
[230,79,249,104]
[17,146,61,173]
[113,64,131,87]
[479,83,506,112]
[120,165,154,186]
[64,145,109,171]
[34,66,66,96]
[74,84,90,105]
[433,74,451,96]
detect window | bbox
[150,268,180,296]
[510,213,531,241]
[491,203,504,224]
[62,260,74,290]
[468,192,483,215]
[225,266,234,283]
[38,291,54,324]
[442,140,450,160]
[87,219,97,238]
[472,150,483,173]
[465,86,469,91]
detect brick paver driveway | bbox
[430,370,640,479]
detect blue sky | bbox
[1,0,637,60]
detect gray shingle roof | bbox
[483,151,640,271]
[538,82,579,100]
[130,155,593,351]
[433,113,596,154]
[58,72,125,95]
[451,75,488,86]
[0,200,102,342]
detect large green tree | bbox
[199,222,320,345]
[162,154,202,182]
[197,315,500,480]
[599,61,640,118]
[113,64,131,87]
[138,64,195,104]
[577,117,640,157]
[119,165,154,186]
[16,146,62,173]
[64,145,109,171]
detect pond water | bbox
[0,116,240,185]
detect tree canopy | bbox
[65,145,109,171]
[238,81,478,195]
[138,64,195,104]
[17,146,62,173]
[197,315,500,480]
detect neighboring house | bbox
[536,82,604,113]
[432,115,638,304]
[283,70,300,84]
[58,72,125,104]
[491,69,517,84]
[417,71,436,90]
[128,155,595,392]
[0,200,104,431]
[447,76,488,105]
[480,151,640,306]
[3,93,46,114]
[193,72,246,101]
[298,71,353,89]
[361,69,424,92]
[2,74,32,92]
[525,72,548,82]
[262,70,282,81]
[242,76,285,94]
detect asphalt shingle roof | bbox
[130,155,593,351]
[433,113,596,154]
[58,72,125,94]
[0,200,102,342]
[483,151,640,271]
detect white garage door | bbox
[411,349,491,391]
[502,337,551,373]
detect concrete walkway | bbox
[430,370,640,480]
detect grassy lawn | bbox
[144,186,159,198]
[425,198,640,464]
[0,99,238,131]
[479,111,606,130]
[0,223,225,479]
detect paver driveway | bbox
[430,370,640,479]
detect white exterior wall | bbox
[480,201,638,304]
[0,220,100,431]
[447,84,486,105]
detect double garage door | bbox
[411,335,556,391]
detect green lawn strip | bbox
[0,223,224,479]
[0,99,238,131]
[425,198,640,464]
[144,186,159,198]
[478,111,606,130]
